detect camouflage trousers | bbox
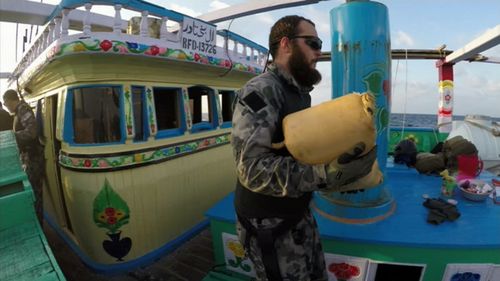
[21,151,45,225]
[236,209,327,281]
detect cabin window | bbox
[218,90,235,128]
[132,86,148,141]
[153,87,185,138]
[72,86,121,144]
[188,86,218,133]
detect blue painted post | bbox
[313,0,395,223]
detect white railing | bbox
[11,2,268,82]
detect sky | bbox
[0,0,499,117]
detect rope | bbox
[465,118,500,137]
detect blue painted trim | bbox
[48,0,188,23]
[44,213,210,274]
[217,29,268,54]
[131,86,149,142]
[119,86,126,143]
[62,91,74,143]
[219,122,232,129]
[191,122,215,133]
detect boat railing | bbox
[11,1,268,85]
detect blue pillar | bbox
[313,0,395,223]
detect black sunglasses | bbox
[289,35,322,51]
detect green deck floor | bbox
[0,130,66,281]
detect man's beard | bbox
[288,45,322,88]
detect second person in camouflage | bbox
[3,89,45,225]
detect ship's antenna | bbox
[219,19,235,77]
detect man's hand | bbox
[325,143,377,188]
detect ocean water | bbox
[390,113,500,128]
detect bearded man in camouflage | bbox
[232,15,377,281]
[3,89,45,224]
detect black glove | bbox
[325,143,377,188]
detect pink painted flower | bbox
[116,45,128,53]
[98,160,109,168]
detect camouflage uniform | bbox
[232,64,329,281]
[13,101,45,224]
[0,107,13,131]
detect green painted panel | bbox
[210,220,236,265]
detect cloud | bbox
[209,0,230,11]
[393,30,415,48]
[256,13,275,25]
[166,3,201,17]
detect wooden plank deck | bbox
[42,221,217,281]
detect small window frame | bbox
[152,86,186,139]
[187,86,219,133]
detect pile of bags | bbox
[393,135,478,175]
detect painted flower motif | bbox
[175,147,181,153]
[194,53,201,61]
[116,45,129,53]
[127,126,133,135]
[224,60,232,68]
[126,41,139,51]
[227,241,245,258]
[134,153,142,163]
[158,47,167,55]
[73,43,86,52]
[451,272,481,281]
[84,159,92,167]
[328,262,360,281]
[98,207,126,226]
[149,45,159,56]
[383,79,390,94]
[98,160,109,168]
[100,40,113,51]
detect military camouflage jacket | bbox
[232,64,328,199]
[0,108,13,131]
[13,101,39,152]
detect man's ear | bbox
[279,37,292,54]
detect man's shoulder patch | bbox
[243,91,266,112]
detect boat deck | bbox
[43,221,217,281]
[207,163,500,248]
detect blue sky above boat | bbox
[0,0,498,117]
